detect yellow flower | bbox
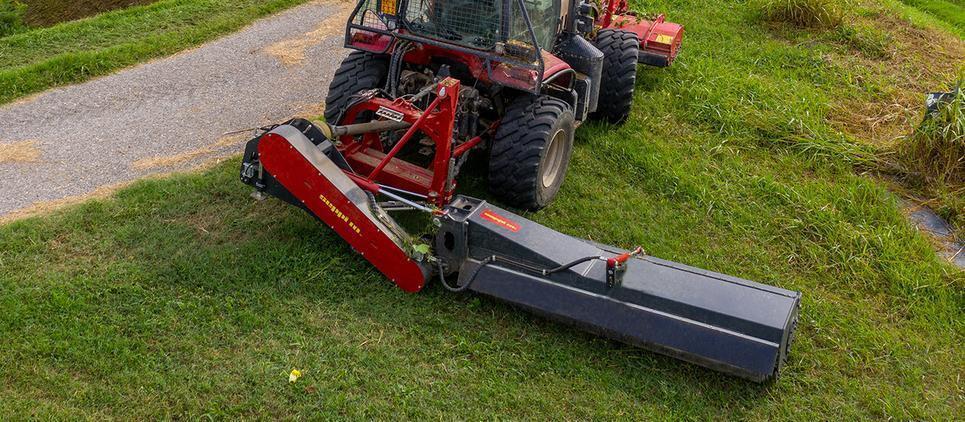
[289,369,302,383]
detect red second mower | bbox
[241,0,801,382]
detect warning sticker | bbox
[481,209,521,233]
[654,34,674,45]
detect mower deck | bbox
[241,122,801,382]
[437,196,800,382]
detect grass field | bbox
[0,0,313,105]
[19,0,159,27]
[898,0,965,36]
[1,0,963,419]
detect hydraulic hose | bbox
[437,256,499,293]
[436,253,612,293]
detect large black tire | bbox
[489,96,576,210]
[591,29,640,124]
[324,51,388,123]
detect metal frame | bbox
[334,78,489,208]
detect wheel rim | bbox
[541,128,566,189]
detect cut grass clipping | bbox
[0,0,313,105]
[759,0,845,28]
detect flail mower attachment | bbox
[239,97,801,382]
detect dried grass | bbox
[0,139,41,163]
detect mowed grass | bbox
[898,0,965,35]
[19,0,160,27]
[1,0,963,419]
[0,0,314,105]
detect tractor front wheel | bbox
[324,51,388,123]
[592,29,640,124]
[489,96,575,211]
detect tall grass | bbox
[760,0,845,28]
[887,85,964,233]
[897,88,964,186]
[0,0,26,36]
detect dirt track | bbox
[0,0,351,219]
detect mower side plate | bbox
[256,125,429,292]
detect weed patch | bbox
[830,23,893,59]
[759,0,846,28]
[892,88,964,187]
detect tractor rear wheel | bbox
[592,29,640,124]
[489,95,575,211]
[324,51,388,123]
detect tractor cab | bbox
[347,0,553,92]
[352,0,561,50]
[403,0,561,51]
[346,0,681,103]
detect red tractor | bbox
[241,0,801,382]
[324,0,683,210]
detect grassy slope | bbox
[1,0,963,419]
[0,0,313,105]
[21,0,160,27]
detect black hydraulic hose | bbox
[387,48,401,97]
[487,254,603,276]
[541,255,604,275]
[437,256,494,293]
[386,41,413,98]
[436,253,604,293]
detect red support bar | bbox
[368,94,444,180]
[453,135,483,158]
[345,172,381,194]
[453,122,498,157]
[336,77,462,207]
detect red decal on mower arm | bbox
[480,209,521,233]
[258,130,428,293]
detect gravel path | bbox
[0,0,351,219]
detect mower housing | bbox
[435,196,800,382]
